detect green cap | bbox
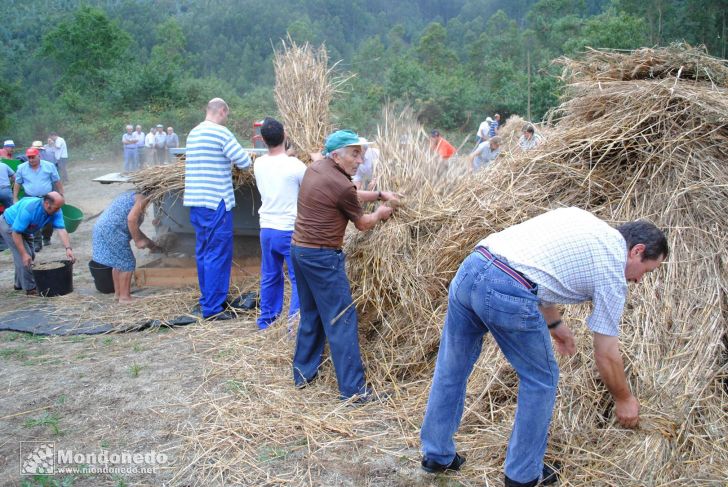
[324,130,369,154]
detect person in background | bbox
[13,147,64,252]
[0,192,75,295]
[420,208,667,487]
[429,130,456,162]
[0,159,14,210]
[184,98,252,320]
[488,113,501,138]
[145,126,156,164]
[49,132,68,182]
[253,117,306,330]
[92,191,157,303]
[165,126,179,163]
[32,141,56,168]
[291,129,400,403]
[0,140,15,159]
[518,124,544,151]
[122,125,140,173]
[475,116,493,148]
[352,143,380,190]
[469,136,501,172]
[154,124,167,165]
[133,125,146,169]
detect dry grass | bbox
[170,45,728,485]
[273,36,352,164]
[129,162,255,204]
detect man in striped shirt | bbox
[184,98,251,319]
[420,207,668,486]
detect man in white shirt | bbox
[50,132,68,182]
[352,145,379,190]
[153,124,167,165]
[144,127,156,165]
[474,116,493,148]
[253,117,306,330]
[420,208,668,486]
[133,125,146,168]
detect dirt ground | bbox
[0,157,455,487]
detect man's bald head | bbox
[43,191,65,214]
[206,98,230,125]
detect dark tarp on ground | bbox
[0,306,199,336]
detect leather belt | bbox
[292,240,342,250]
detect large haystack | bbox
[178,45,727,485]
[347,44,728,483]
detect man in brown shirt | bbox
[291,130,399,402]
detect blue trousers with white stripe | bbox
[190,200,232,317]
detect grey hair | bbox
[126,124,133,130]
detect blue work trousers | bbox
[257,228,299,329]
[190,200,233,318]
[291,245,366,399]
[420,251,559,484]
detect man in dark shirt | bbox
[291,130,400,402]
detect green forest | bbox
[1,0,726,154]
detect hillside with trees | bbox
[1,0,725,151]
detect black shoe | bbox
[421,452,466,473]
[504,462,561,487]
[34,245,42,253]
[205,310,236,321]
[14,285,23,291]
[227,291,258,310]
[295,373,318,389]
[42,238,51,246]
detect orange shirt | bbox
[434,138,456,159]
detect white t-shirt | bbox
[477,121,491,139]
[253,153,307,231]
[352,147,379,187]
[54,136,68,158]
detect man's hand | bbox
[65,248,76,264]
[22,253,33,268]
[550,323,576,356]
[615,394,640,428]
[379,191,402,202]
[376,204,394,221]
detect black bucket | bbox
[32,260,73,297]
[88,260,115,294]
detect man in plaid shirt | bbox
[420,207,668,486]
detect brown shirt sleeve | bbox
[337,184,364,222]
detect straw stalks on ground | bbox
[174,45,727,485]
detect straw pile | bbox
[129,162,255,203]
[273,36,351,164]
[178,45,727,485]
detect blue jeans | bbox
[420,251,559,484]
[291,245,366,398]
[257,228,300,329]
[190,200,233,317]
[123,148,138,172]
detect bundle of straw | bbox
[178,45,728,485]
[273,36,351,164]
[129,162,255,203]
